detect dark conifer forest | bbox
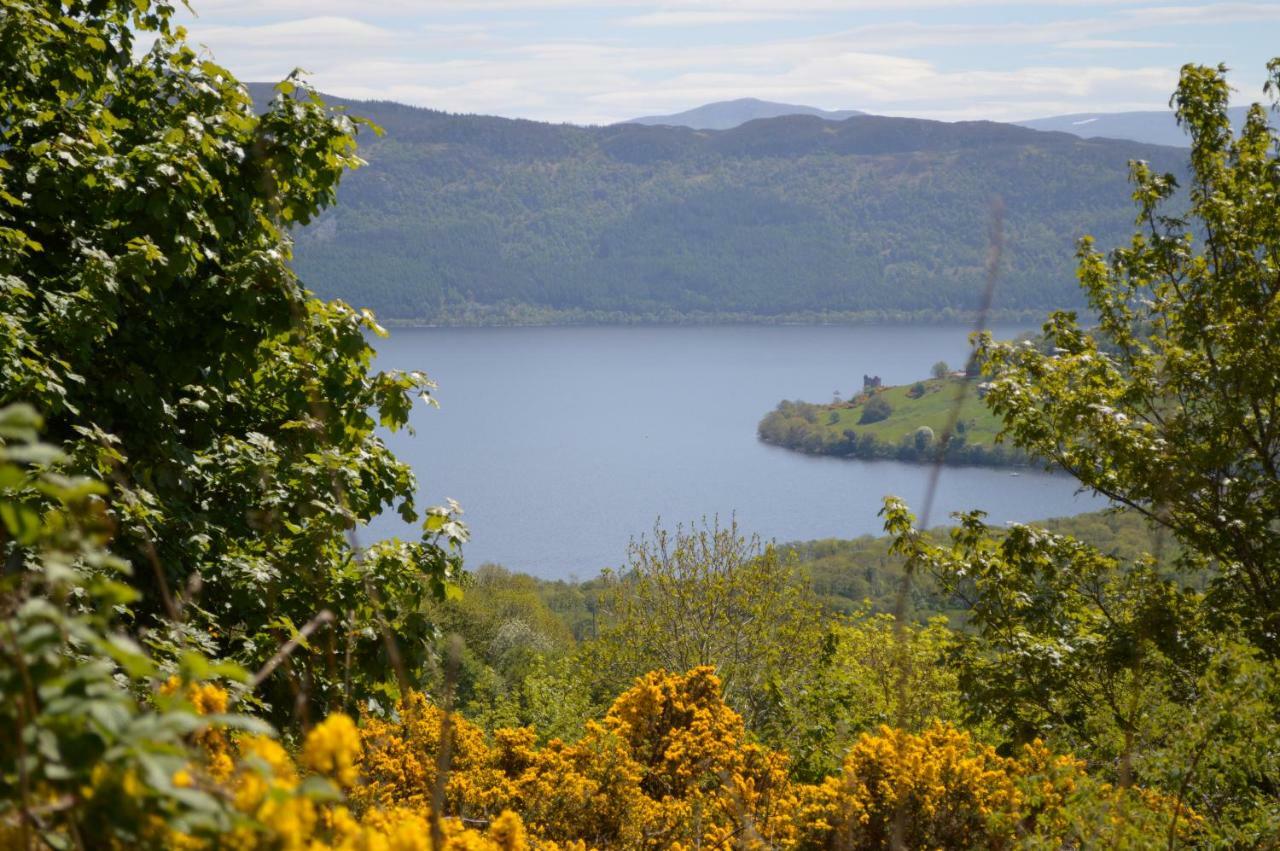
[269,85,1188,323]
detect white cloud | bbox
[280,41,1180,124]
[190,16,401,51]
[1055,39,1176,49]
[622,11,805,26]
[173,1,1277,124]
[189,0,1158,12]
[580,50,1176,117]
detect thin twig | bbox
[250,609,335,689]
[887,197,1004,851]
[430,635,463,848]
[1167,732,1209,851]
[1,620,37,851]
[102,461,182,624]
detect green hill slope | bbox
[758,376,1027,466]
[256,86,1190,323]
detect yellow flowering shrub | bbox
[347,667,1198,850]
[791,722,1200,850]
[143,681,534,851]
[77,673,1187,850]
[794,722,1022,848]
[599,667,797,848]
[1009,740,1203,848]
[488,723,650,846]
[160,675,237,781]
[355,691,515,818]
[303,713,363,788]
[355,667,797,849]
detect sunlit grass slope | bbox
[831,377,1003,446]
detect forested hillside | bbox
[261,85,1189,323]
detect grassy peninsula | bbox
[758,375,1031,466]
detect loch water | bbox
[365,324,1102,579]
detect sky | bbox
[174,1,1280,125]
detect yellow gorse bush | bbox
[795,722,1022,847]
[304,714,364,788]
[145,679,527,851]
[144,668,1190,850]
[350,668,1192,849]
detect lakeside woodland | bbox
[3,2,1280,848]
[262,88,1190,326]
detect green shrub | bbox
[859,395,892,424]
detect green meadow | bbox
[832,377,1004,446]
[757,376,1026,465]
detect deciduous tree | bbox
[0,0,463,720]
[591,519,827,733]
[978,59,1280,651]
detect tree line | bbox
[282,90,1189,323]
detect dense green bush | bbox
[858,395,893,424]
[0,405,264,846]
[979,59,1280,655]
[891,57,1280,837]
[0,0,461,724]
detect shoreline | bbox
[757,434,1040,470]
[371,306,1062,329]
[757,377,1036,470]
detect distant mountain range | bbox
[248,84,1189,324]
[626,98,864,130]
[1014,107,1252,148]
[626,98,1259,148]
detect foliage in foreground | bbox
[0,403,1198,847]
[4,0,1280,846]
[0,0,465,724]
[151,669,1199,850]
[0,401,1229,850]
[977,58,1280,655]
[0,450,1177,851]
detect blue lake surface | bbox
[365,324,1102,579]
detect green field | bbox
[831,377,1004,445]
[757,376,1026,465]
